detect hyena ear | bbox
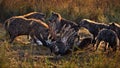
[111,23,115,26]
[42,14,45,17]
[51,11,60,18]
[51,11,56,15]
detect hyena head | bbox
[48,12,62,23]
[108,23,117,31]
[79,19,92,28]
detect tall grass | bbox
[0,0,120,68]
[0,0,120,23]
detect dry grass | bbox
[0,24,120,68]
[1,0,120,23]
[0,0,120,67]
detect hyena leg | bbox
[27,35,29,40]
[92,36,96,47]
[9,35,16,43]
[111,45,117,52]
[95,40,100,51]
[30,33,42,46]
[29,33,37,44]
[104,42,108,51]
[76,34,80,42]
[4,31,11,42]
[118,42,120,50]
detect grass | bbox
[1,0,120,23]
[0,25,120,68]
[0,0,120,67]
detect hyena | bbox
[95,29,119,52]
[23,12,45,21]
[79,19,109,46]
[108,23,120,40]
[4,12,46,40]
[4,16,49,46]
[48,12,79,41]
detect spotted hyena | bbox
[79,19,109,46]
[108,23,120,40]
[48,12,79,40]
[95,29,119,52]
[4,16,49,46]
